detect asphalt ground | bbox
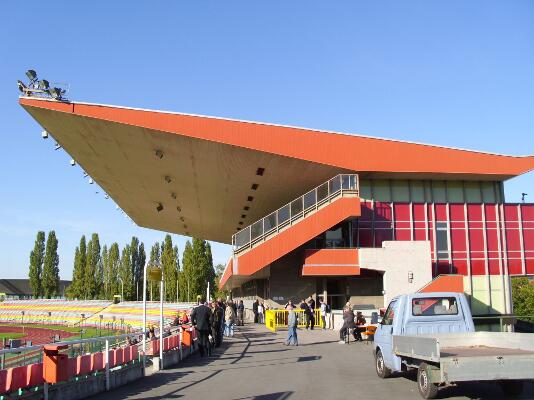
[91,324,534,400]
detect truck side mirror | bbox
[379,308,386,317]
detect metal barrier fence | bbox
[473,315,534,331]
[233,174,359,252]
[265,309,323,332]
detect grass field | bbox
[0,332,25,340]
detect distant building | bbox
[0,279,71,300]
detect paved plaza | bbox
[92,325,534,400]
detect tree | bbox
[118,245,134,300]
[101,245,109,298]
[84,234,100,299]
[42,231,60,298]
[179,241,194,302]
[148,242,161,301]
[69,236,87,299]
[214,263,230,300]
[138,243,146,300]
[161,235,179,302]
[512,277,534,322]
[28,231,45,298]
[108,243,120,298]
[204,242,216,299]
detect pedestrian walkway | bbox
[91,325,534,400]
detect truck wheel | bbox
[417,363,438,399]
[375,349,392,379]
[499,380,524,397]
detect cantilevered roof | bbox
[20,97,534,244]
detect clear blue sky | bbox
[0,1,533,280]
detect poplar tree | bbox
[28,231,45,298]
[108,243,120,298]
[42,231,60,298]
[179,240,194,302]
[137,243,146,300]
[101,245,110,299]
[148,242,161,301]
[84,234,100,299]
[204,242,216,298]
[119,245,134,300]
[161,235,179,302]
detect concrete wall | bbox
[464,275,510,315]
[359,241,433,306]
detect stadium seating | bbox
[0,299,195,331]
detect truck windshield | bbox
[412,297,458,316]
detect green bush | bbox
[512,277,534,322]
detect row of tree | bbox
[28,231,224,302]
[28,231,60,298]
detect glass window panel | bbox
[391,180,410,202]
[291,198,303,216]
[359,179,372,200]
[303,190,316,209]
[329,176,341,194]
[264,212,276,231]
[235,227,250,248]
[372,179,391,202]
[278,205,290,224]
[410,181,425,202]
[317,182,328,202]
[432,181,447,202]
[447,181,464,203]
[464,181,482,203]
[481,181,496,203]
[251,220,263,240]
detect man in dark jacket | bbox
[191,298,212,357]
[210,301,224,347]
[299,299,310,329]
[253,299,259,323]
[339,302,355,343]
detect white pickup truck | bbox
[373,292,534,399]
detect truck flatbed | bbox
[440,346,534,358]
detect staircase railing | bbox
[232,174,359,253]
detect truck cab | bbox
[374,292,474,373]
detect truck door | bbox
[375,299,397,369]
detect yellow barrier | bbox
[265,309,323,332]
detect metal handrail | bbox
[232,174,359,252]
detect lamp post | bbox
[21,311,25,335]
[118,277,124,301]
[99,315,103,337]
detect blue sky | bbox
[0,1,533,280]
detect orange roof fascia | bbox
[20,98,534,178]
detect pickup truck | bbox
[373,292,534,399]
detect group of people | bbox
[339,302,366,343]
[252,299,267,323]
[283,298,330,346]
[189,297,245,357]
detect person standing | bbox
[338,302,355,344]
[307,298,315,330]
[190,298,213,357]
[237,300,245,326]
[319,299,327,330]
[225,300,236,337]
[252,299,259,323]
[285,303,298,346]
[210,301,224,347]
[353,311,366,341]
[258,302,265,324]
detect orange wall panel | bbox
[303,248,359,267]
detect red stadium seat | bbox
[7,365,27,392]
[26,363,44,387]
[68,357,77,377]
[114,348,124,365]
[107,350,116,368]
[0,369,9,394]
[163,337,170,351]
[91,352,104,371]
[77,355,92,375]
[123,346,132,363]
[131,345,138,360]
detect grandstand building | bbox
[19,97,534,316]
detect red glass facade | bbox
[354,202,534,277]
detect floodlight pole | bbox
[118,277,124,301]
[142,262,148,365]
[159,276,164,370]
